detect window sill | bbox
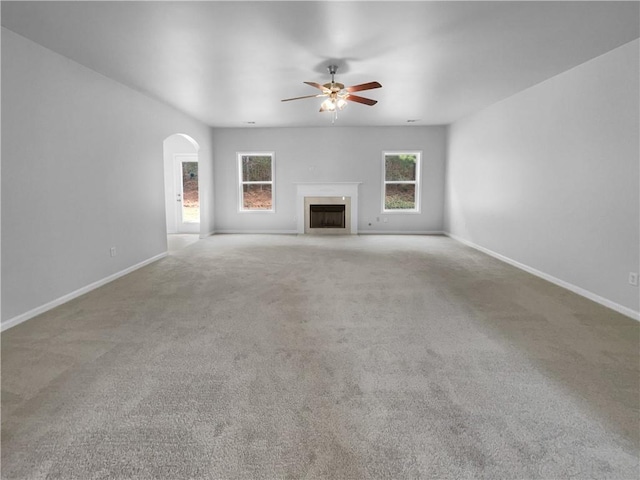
[382,210,421,214]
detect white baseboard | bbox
[445,233,639,321]
[1,252,168,332]
[213,230,445,236]
[214,229,298,235]
[359,230,445,235]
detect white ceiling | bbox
[2,1,639,128]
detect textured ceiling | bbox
[2,1,639,128]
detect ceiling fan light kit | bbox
[321,97,347,112]
[282,65,381,123]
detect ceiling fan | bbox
[281,65,382,114]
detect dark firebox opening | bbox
[310,204,346,228]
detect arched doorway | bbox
[163,134,200,234]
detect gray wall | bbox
[1,28,214,325]
[445,39,640,315]
[212,126,446,233]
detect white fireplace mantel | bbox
[295,183,360,234]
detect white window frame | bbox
[382,151,421,214]
[237,152,275,213]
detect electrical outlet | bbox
[383,217,388,223]
[110,247,117,257]
[629,272,638,286]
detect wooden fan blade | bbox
[281,93,325,102]
[345,81,382,93]
[304,81,331,93]
[346,94,378,106]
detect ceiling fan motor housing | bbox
[324,82,345,92]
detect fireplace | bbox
[295,183,360,234]
[310,204,345,229]
[303,196,351,234]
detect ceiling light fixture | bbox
[321,97,337,112]
[320,94,348,121]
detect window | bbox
[238,152,275,212]
[382,151,421,213]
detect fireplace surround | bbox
[295,183,360,235]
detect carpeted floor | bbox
[1,234,638,479]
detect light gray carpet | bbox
[2,234,638,479]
